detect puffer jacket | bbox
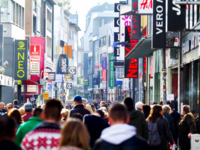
[128,108,149,140]
[70,104,90,118]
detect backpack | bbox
[148,118,161,147]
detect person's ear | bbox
[126,115,130,124]
[40,112,45,120]
[108,117,113,125]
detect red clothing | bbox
[22,114,33,122]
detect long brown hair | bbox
[8,108,23,124]
[147,105,163,123]
[59,119,90,150]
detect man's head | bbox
[6,103,13,112]
[0,116,16,142]
[123,97,134,111]
[108,103,129,125]
[182,105,190,115]
[135,101,143,111]
[24,103,33,113]
[100,101,106,107]
[44,99,62,122]
[13,99,19,106]
[82,98,87,108]
[33,108,43,119]
[74,95,82,106]
[0,102,4,110]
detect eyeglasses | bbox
[8,107,13,109]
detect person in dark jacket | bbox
[0,116,22,150]
[69,95,90,119]
[142,104,151,119]
[93,103,149,150]
[162,105,176,144]
[123,97,149,141]
[147,105,173,150]
[84,114,109,148]
[179,105,197,150]
[13,99,20,109]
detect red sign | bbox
[102,69,106,81]
[30,45,41,55]
[150,56,153,78]
[144,57,147,73]
[94,65,99,69]
[100,64,102,67]
[44,72,49,79]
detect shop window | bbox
[47,8,52,32]
[22,7,24,28]
[47,36,52,58]
[1,0,9,22]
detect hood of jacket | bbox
[128,108,142,119]
[100,124,136,145]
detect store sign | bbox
[48,72,56,81]
[68,66,76,75]
[168,0,185,31]
[44,72,49,79]
[114,47,120,57]
[57,54,68,74]
[94,65,99,69]
[14,40,28,80]
[102,54,107,69]
[131,0,141,40]
[84,79,89,86]
[27,85,37,92]
[114,18,120,27]
[30,56,40,75]
[114,32,120,42]
[102,69,106,81]
[43,92,49,100]
[152,0,166,48]
[30,45,41,55]
[78,77,84,85]
[66,83,72,89]
[55,74,63,83]
[110,53,114,89]
[64,75,72,81]
[138,0,153,14]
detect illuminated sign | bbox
[57,54,68,74]
[30,45,41,55]
[14,40,28,80]
[138,0,153,14]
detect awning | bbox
[126,35,156,59]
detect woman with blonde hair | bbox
[59,119,90,150]
[18,107,25,116]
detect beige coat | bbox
[60,146,83,150]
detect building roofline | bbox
[69,22,81,31]
[64,9,71,15]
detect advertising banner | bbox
[48,72,56,81]
[43,93,49,100]
[55,74,63,83]
[102,69,106,81]
[102,54,107,69]
[168,0,186,31]
[138,0,153,14]
[30,45,41,55]
[152,0,166,48]
[27,85,37,92]
[14,40,28,80]
[30,56,40,75]
[64,75,72,81]
[57,54,68,74]
[93,74,98,85]
[78,77,84,85]
[110,53,114,89]
[84,79,89,86]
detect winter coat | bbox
[128,108,149,140]
[15,117,43,146]
[93,124,149,150]
[179,112,197,147]
[70,104,90,118]
[83,115,109,147]
[0,140,22,150]
[148,118,173,150]
[163,113,177,143]
[170,110,180,138]
[60,146,83,150]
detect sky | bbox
[69,0,122,45]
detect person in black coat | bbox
[83,114,109,148]
[147,105,173,150]
[93,103,149,150]
[69,95,90,119]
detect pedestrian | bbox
[8,108,23,128]
[22,103,33,122]
[61,109,70,123]
[91,104,96,113]
[179,105,197,150]
[0,116,22,150]
[86,104,94,114]
[59,119,90,150]
[6,103,13,113]
[100,101,107,109]
[13,99,20,109]
[95,110,105,119]
[0,102,7,115]
[15,108,43,146]
[21,99,62,150]
[123,97,149,141]
[18,107,25,116]
[69,95,90,119]
[142,104,151,119]
[84,114,109,147]
[135,101,143,111]
[93,103,149,150]
[162,105,176,144]
[147,105,173,150]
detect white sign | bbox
[30,56,40,75]
[68,66,76,75]
[27,85,37,92]
[44,72,49,79]
[66,83,72,89]
[138,0,153,14]
[167,94,174,101]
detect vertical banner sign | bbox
[30,56,40,75]
[110,53,114,89]
[168,0,186,31]
[152,0,166,48]
[114,18,120,27]
[144,57,147,73]
[14,40,28,80]
[138,0,153,14]
[56,54,68,74]
[131,0,141,40]
[0,25,3,66]
[102,69,107,82]
[102,54,107,69]
[124,27,138,78]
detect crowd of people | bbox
[0,96,198,150]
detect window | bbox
[116,67,124,79]
[47,9,52,32]
[13,2,15,23]
[22,7,24,28]
[19,5,21,27]
[47,36,52,58]
[16,3,18,25]
[37,6,41,33]
[1,0,9,22]
[99,36,106,47]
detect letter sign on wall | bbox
[14,40,28,80]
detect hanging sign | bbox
[66,83,72,89]
[138,0,153,14]
[30,45,41,55]
[68,66,76,75]
[44,72,49,79]
[27,85,37,92]
[48,72,56,81]
[14,40,28,80]
[43,93,49,100]
[57,54,68,74]
[110,53,114,89]
[30,56,40,75]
